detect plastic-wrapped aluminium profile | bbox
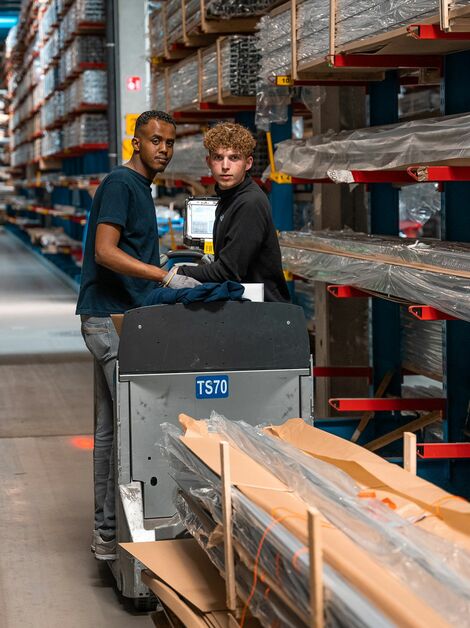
[279,230,470,321]
[401,310,443,379]
[269,112,470,180]
[168,55,200,111]
[200,45,218,102]
[165,425,395,628]
[206,414,470,625]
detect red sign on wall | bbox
[127,76,142,91]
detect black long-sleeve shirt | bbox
[178,176,290,302]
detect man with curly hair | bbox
[175,122,290,302]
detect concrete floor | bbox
[0,228,149,627]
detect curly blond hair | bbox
[204,122,256,158]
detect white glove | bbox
[201,254,214,265]
[163,269,201,289]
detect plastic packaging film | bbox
[399,183,441,227]
[256,1,470,79]
[268,113,470,180]
[166,0,183,44]
[279,230,470,321]
[185,0,202,33]
[153,73,167,111]
[168,57,199,111]
[401,310,443,378]
[149,4,165,58]
[163,423,394,628]
[163,134,211,178]
[206,414,470,625]
[201,48,218,101]
[63,114,108,149]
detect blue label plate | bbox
[195,375,229,399]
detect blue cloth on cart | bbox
[142,280,246,306]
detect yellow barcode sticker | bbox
[204,240,214,254]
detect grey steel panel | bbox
[127,368,310,519]
[116,365,131,484]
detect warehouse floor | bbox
[0,228,149,627]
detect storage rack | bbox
[4,0,108,282]
[256,1,470,496]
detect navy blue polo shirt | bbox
[76,166,160,316]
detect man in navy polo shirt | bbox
[77,110,199,560]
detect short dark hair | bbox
[134,110,176,134]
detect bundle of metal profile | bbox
[197,414,470,625]
[269,113,470,180]
[280,230,470,321]
[164,424,395,628]
[168,56,199,111]
[201,35,261,102]
[205,0,277,18]
[258,1,470,83]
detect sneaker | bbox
[91,530,100,553]
[94,533,117,561]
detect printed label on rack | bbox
[276,75,294,86]
[195,375,229,399]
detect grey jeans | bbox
[80,315,119,540]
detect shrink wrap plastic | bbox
[63,70,107,114]
[269,113,470,180]
[200,414,470,625]
[258,1,470,83]
[164,424,393,628]
[168,58,199,111]
[401,311,443,377]
[163,134,211,178]
[63,114,108,148]
[400,183,440,227]
[280,231,470,321]
[201,49,218,101]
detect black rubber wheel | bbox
[132,593,158,613]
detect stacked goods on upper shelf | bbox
[168,55,199,112]
[200,35,260,104]
[7,0,107,169]
[166,34,261,111]
[257,0,470,83]
[162,0,278,52]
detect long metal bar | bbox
[329,397,446,412]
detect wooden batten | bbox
[291,0,298,80]
[216,37,223,105]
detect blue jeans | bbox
[80,315,119,540]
